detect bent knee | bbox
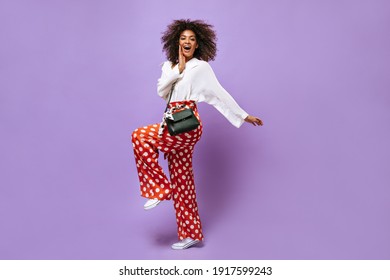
[131,128,140,142]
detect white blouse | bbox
[157,58,249,128]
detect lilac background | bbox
[1,0,389,259]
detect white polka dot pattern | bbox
[131,101,204,241]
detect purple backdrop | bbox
[1,0,389,259]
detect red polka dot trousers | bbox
[131,100,204,241]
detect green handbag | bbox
[163,82,200,136]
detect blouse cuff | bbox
[234,112,249,128]
[241,112,249,121]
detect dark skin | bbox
[173,30,264,127]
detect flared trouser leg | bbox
[167,145,203,240]
[132,123,173,200]
[131,101,204,240]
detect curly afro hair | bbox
[161,19,217,64]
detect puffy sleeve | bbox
[192,62,249,128]
[157,61,183,100]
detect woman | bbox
[131,19,263,250]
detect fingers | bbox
[178,45,183,62]
[249,119,257,126]
[246,116,264,126]
[252,116,263,126]
[179,45,185,59]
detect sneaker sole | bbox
[143,200,161,210]
[171,240,199,250]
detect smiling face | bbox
[179,30,198,61]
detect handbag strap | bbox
[158,81,176,137]
[165,81,177,112]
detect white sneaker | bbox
[143,198,161,210]
[171,238,199,250]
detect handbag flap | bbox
[172,109,194,122]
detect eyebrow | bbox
[180,35,196,38]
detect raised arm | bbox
[192,62,264,128]
[192,62,263,127]
[157,46,187,99]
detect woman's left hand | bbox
[245,115,263,126]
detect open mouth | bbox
[183,45,191,51]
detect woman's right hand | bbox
[178,45,185,73]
